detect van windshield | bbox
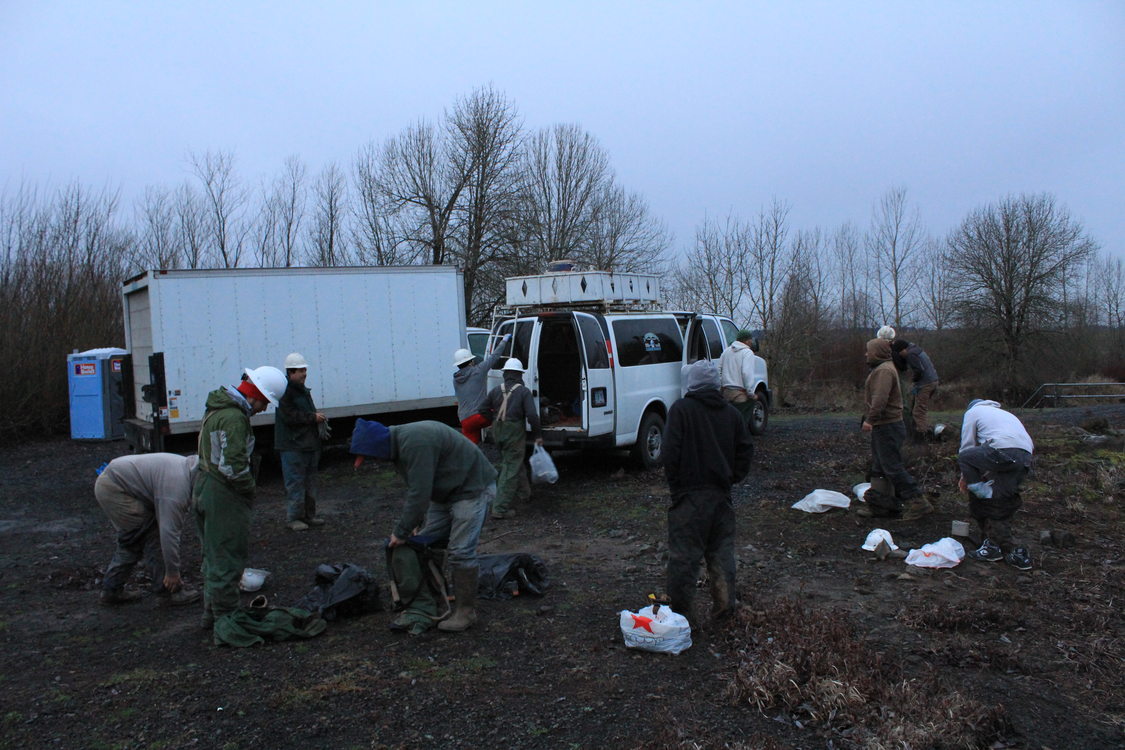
[492,319,534,370]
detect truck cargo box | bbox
[121,266,466,451]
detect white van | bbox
[485,270,770,468]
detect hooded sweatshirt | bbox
[99,453,199,578]
[959,400,1034,454]
[453,350,505,421]
[663,360,753,494]
[863,339,903,426]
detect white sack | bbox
[861,529,899,552]
[904,538,966,568]
[619,604,692,655]
[528,445,559,485]
[791,489,852,513]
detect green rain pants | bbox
[193,472,252,619]
[492,419,529,515]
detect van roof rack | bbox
[494,299,664,317]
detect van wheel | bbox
[749,394,769,436]
[631,411,665,470]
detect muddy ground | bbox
[1,405,1122,749]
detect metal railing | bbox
[1021,382,1125,409]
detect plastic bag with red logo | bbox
[618,604,692,655]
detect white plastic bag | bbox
[861,529,898,552]
[904,538,966,568]
[852,482,872,502]
[528,444,558,485]
[791,489,851,513]
[619,604,692,655]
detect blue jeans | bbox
[280,450,320,522]
[417,483,495,569]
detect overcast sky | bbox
[3,2,1122,261]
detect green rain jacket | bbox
[197,386,256,500]
[390,421,497,539]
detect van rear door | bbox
[574,312,614,438]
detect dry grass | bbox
[718,598,1012,749]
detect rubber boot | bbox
[437,566,478,632]
[707,561,733,620]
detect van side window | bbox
[704,319,724,358]
[612,319,683,367]
[575,315,609,369]
[492,320,534,370]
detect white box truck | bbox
[121,265,466,452]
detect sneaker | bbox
[306,516,326,527]
[100,589,142,605]
[287,520,309,531]
[491,509,516,520]
[1005,546,1032,571]
[967,538,1003,562]
[157,586,201,607]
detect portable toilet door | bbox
[67,348,128,440]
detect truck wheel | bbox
[749,393,769,436]
[631,411,665,470]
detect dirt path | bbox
[1,406,1122,748]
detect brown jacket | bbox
[864,339,903,426]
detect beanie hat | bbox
[682,360,721,392]
[350,418,392,459]
[236,379,267,403]
[891,339,910,353]
[735,329,755,342]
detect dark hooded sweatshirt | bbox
[662,387,753,496]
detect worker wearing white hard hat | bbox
[479,357,543,520]
[452,332,512,445]
[276,352,328,532]
[194,364,279,631]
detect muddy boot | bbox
[707,562,733,620]
[100,588,143,606]
[899,495,934,521]
[437,566,478,632]
[200,600,214,630]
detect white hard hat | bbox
[876,325,896,341]
[453,348,475,367]
[244,365,287,406]
[502,358,525,372]
[284,352,309,369]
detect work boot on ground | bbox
[100,589,143,606]
[899,496,934,521]
[287,519,309,531]
[307,516,326,527]
[967,538,1003,562]
[1004,546,1032,571]
[158,586,201,607]
[438,567,478,632]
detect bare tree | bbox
[307,163,349,267]
[866,187,925,328]
[352,142,419,266]
[670,214,750,320]
[586,185,670,274]
[512,123,610,272]
[372,121,468,265]
[947,193,1097,388]
[446,86,523,321]
[830,221,875,330]
[745,199,792,333]
[189,150,248,268]
[133,186,180,270]
[172,182,206,269]
[918,237,955,331]
[257,155,307,267]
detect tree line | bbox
[1,86,1121,441]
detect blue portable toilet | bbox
[68,348,128,440]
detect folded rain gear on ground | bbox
[212,605,327,647]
